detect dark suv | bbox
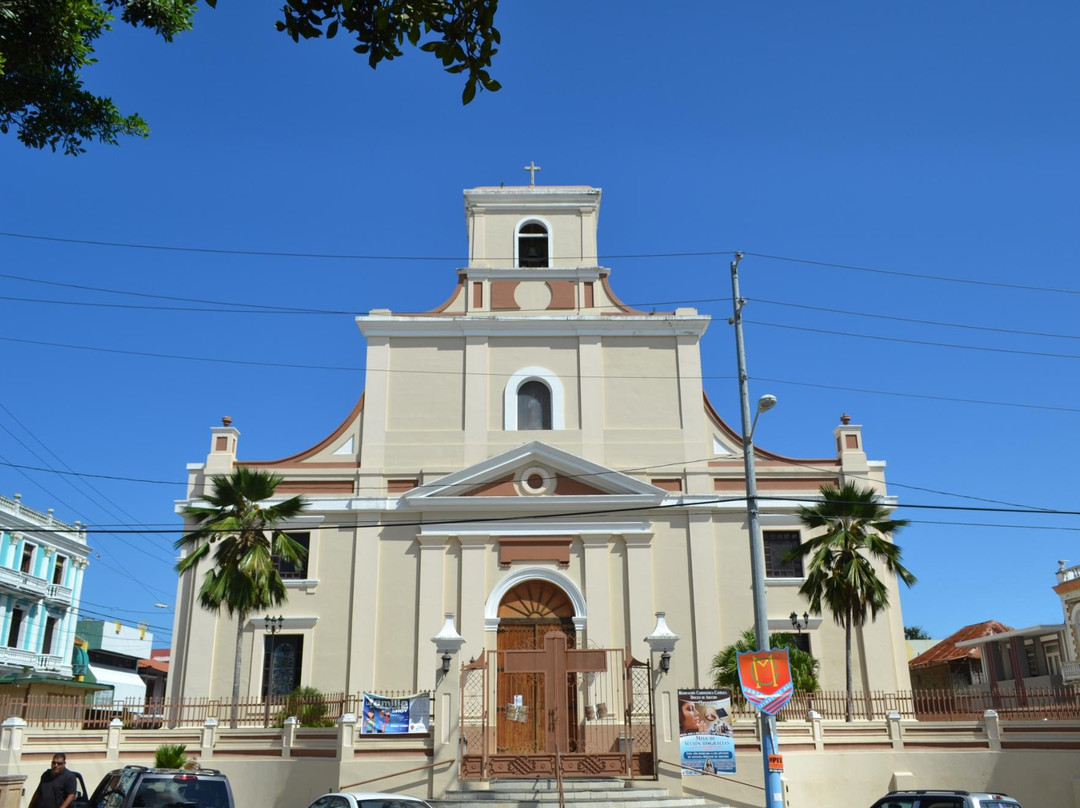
[85,766,234,808]
[869,791,1022,808]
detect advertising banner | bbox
[678,688,735,775]
[359,692,430,734]
[736,649,794,716]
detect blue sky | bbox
[2,2,1079,649]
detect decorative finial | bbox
[840,413,851,425]
[222,416,233,427]
[523,161,541,186]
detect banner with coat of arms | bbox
[736,649,794,716]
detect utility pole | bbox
[729,252,785,808]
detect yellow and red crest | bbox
[736,650,794,715]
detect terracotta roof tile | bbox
[908,620,1015,669]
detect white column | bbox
[359,335,390,469]
[675,334,707,486]
[415,536,447,691]
[459,536,488,657]
[686,512,722,684]
[581,534,612,647]
[578,335,604,464]
[624,534,655,661]
[463,336,489,466]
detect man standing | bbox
[28,754,78,808]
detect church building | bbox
[169,180,911,773]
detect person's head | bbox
[679,700,698,732]
[50,754,66,771]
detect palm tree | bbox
[710,628,821,698]
[175,468,308,727]
[791,481,915,721]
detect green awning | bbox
[0,672,112,691]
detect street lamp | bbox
[790,612,809,633]
[730,252,784,808]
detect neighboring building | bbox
[909,620,1012,690]
[170,183,913,741]
[139,649,169,703]
[0,493,89,679]
[77,619,153,706]
[1053,559,1080,683]
[956,624,1069,692]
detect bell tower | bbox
[463,184,601,269]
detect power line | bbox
[751,297,1080,342]
[0,231,738,261]
[756,378,1080,416]
[743,251,1080,296]
[747,320,1080,362]
[4,494,1080,537]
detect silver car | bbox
[305,793,433,808]
[869,791,1022,808]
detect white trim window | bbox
[515,218,551,267]
[504,367,565,430]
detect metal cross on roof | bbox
[523,161,541,186]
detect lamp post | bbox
[790,612,809,634]
[729,252,784,808]
[264,614,283,727]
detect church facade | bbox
[169,183,911,743]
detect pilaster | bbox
[578,335,604,464]
[459,536,489,656]
[359,334,390,470]
[581,534,612,647]
[687,512,720,684]
[624,534,655,660]
[415,536,448,691]
[463,336,489,466]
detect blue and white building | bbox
[0,493,89,678]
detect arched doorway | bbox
[496,579,577,753]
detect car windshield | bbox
[980,803,1020,808]
[356,801,429,808]
[131,777,230,808]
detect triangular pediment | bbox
[400,441,667,509]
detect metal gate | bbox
[460,630,655,779]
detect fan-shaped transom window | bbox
[517,380,552,430]
[517,221,549,268]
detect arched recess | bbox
[504,366,565,430]
[484,566,586,634]
[515,216,553,268]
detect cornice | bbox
[457,266,606,281]
[356,314,710,338]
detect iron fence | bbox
[0,689,429,730]
[726,685,1080,722]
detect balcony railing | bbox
[45,583,73,604]
[1062,660,1080,682]
[0,646,64,671]
[0,567,47,597]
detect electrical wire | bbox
[747,320,1080,361]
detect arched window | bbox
[517,380,552,430]
[504,366,565,430]
[517,221,549,267]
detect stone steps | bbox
[432,778,726,808]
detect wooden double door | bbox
[496,618,579,754]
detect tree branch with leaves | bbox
[0,0,501,154]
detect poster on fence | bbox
[678,688,735,775]
[359,693,429,734]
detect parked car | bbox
[86,766,234,808]
[305,793,434,808]
[61,770,90,808]
[869,790,1022,808]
